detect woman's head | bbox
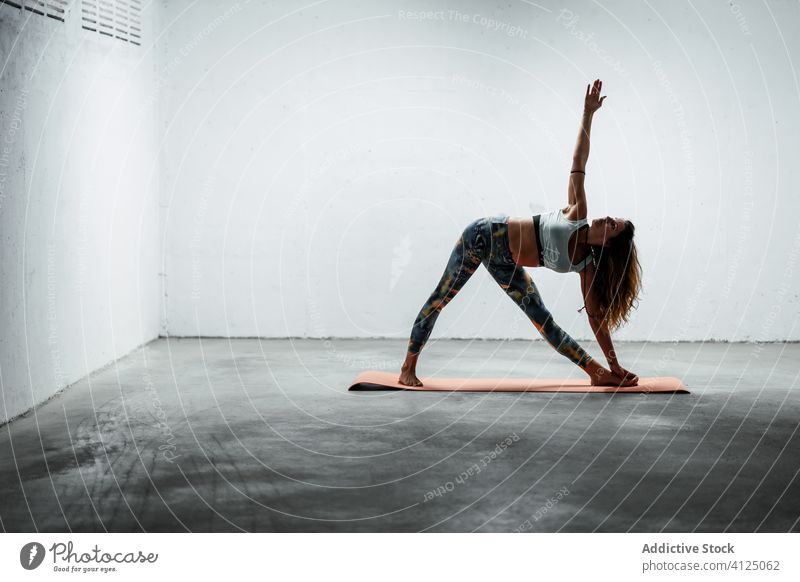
[588,218,642,331]
[588,215,626,244]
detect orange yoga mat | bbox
[348,370,689,393]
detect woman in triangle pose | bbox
[399,79,641,388]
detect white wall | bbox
[160,0,795,344]
[0,2,160,425]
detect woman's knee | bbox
[461,218,492,257]
[464,216,492,231]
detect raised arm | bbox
[567,79,606,213]
[579,262,639,386]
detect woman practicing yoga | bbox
[399,79,641,388]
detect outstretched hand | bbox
[584,78,606,113]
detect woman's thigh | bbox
[426,217,493,300]
[483,250,550,322]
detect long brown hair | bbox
[589,220,642,331]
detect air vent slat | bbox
[79,0,140,45]
[1,0,69,20]
[0,0,140,42]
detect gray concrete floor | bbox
[1,338,798,532]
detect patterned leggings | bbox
[406,215,594,369]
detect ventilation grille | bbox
[81,0,141,45]
[0,0,70,21]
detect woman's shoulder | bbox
[561,204,588,223]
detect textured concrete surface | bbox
[1,338,798,532]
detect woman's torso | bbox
[506,207,591,269]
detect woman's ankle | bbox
[585,359,606,380]
[402,352,419,371]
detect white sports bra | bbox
[536,209,594,273]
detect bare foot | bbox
[591,368,638,387]
[398,352,423,387]
[398,365,423,387]
[587,360,637,387]
[609,372,638,387]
